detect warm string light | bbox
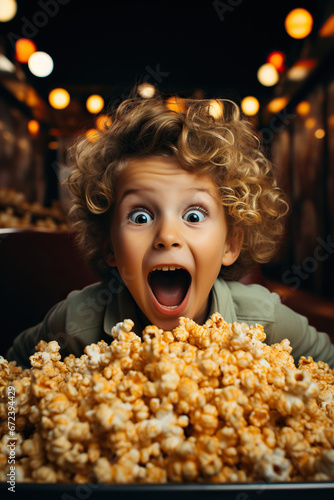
[15,39,37,63]
[296,101,311,116]
[48,88,70,109]
[314,129,325,139]
[257,63,279,86]
[267,51,285,73]
[27,120,40,135]
[165,97,186,113]
[11,10,316,144]
[28,51,54,77]
[285,8,313,39]
[137,83,156,98]
[0,0,17,22]
[95,114,112,131]
[208,100,223,119]
[86,95,104,114]
[241,96,259,116]
[267,97,289,114]
[85,128,100,142]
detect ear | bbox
[103,240,116,267]
[222,227,244,267]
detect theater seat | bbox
[0,228,100,356]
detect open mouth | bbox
[148,267,192,308]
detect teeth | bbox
[151,266,182,272]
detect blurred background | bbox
[0,0,334,349]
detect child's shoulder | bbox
[66,280,108,302]
[225,279,279,300]
[216,277,281,325]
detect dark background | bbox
[0,0,326,104]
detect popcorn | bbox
[0,314,334,484]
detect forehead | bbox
[115,155,219,195]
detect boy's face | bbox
[106,156,242,331]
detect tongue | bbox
[149,270,189,307]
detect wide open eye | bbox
[183,208,207,223]
[129,210,153,224]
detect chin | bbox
[149,315,181,332]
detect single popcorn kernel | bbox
[0,314,333,485]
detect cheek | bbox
[113,230,145,272]
[194,222,227,264]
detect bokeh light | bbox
[86,128,100,143]
[287,59,316,81]
[267,51,285,73]
[0,0,17,22]
[27,120,40,135]
[137,83,156,98]
[48,88,70,110]
[165,97,186,113]
[95,114,112,131]
[296,101,311,116]
[257,63,279,87]
[305,118,316,129]
[285,8,313,39]
[241,96,259,116]
[267,97,289,114]
[315,128,325,139]
[28,51,54,77]
[86,95,104,114]
[208,100,223,119]
[319,13,334,37]
[15,39,37,63]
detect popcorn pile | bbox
[0,313,334,484]
[0,188,68,231]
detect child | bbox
[6,96,334,369]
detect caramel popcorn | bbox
[0,188,68,231]
[0,313,334,484]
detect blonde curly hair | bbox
[66,96,288,281]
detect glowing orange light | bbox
[305,118,316,129]
[319,13,334,37]
[48,141,58,150]
[27,120,40,135]
[287,59,317,81]
[85,128,100,143]
[165,97,186,113]
[296,101,311,116]
[208,100,224,119]
[15,39,37,63]
[95,114,112,132]
[86,95,104,114]
[267,51,285,73]
[285,8,313,39]
[241,96,259,116]
[48,88,70,110]
[267,97,289,114]
[314,128,325,139]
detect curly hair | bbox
[66,96,288,281]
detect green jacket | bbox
[6,277,334,369]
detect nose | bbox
[153,216,183,250]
